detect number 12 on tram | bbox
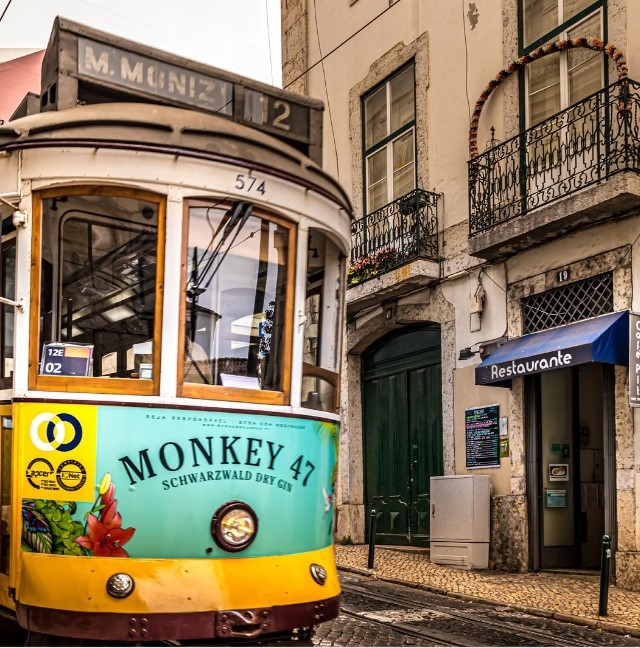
[0,17,352,644]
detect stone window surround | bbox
[348,32,429,220]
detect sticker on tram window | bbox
[40,343,94,377]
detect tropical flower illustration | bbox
[21,500,85,556]
[75,472,136,557]
[22,472,136,557]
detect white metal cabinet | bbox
[430,475,490,569]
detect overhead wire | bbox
[461,0,472,120]
[0,0,14,24]
[265,0,274,85]
[311,0,340,177]
[284,0,400,91]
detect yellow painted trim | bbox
[18,546,340,614]
[0,403,13,594]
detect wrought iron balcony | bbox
[348,189,438,288]
[468,78,640,242]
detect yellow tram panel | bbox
[17,547,340,613]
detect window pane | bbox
[564,0,593,21]
[364,86,387,149]
[390,66,415,133]
[301,229,342,413]
[528,53,561,125]
[184,203,289,392]
[524,0,558,45]
[1,244,14,388]
[367,149,388,212]
[568,55,602,104]
[392,130,415,199]
[40,194,159,379]
[567,14,602,104]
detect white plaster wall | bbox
[289,0,504,226]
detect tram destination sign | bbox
[78,38,235,117]
[39,18,323,162]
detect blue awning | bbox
[475,311,629,385]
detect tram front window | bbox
[181,201,294,403]
[32,190,163,390]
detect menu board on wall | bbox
[465,404,500,469]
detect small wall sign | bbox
[549,464,569,481]
[546,489,567,507]
[465,404,500,469]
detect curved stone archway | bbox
[468,37,628,160]
[336,292,456,544]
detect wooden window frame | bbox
[29,186,166,396]
[178,199,296,405]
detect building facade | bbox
[281,0,640,589]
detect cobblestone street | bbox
[335,545,640,639]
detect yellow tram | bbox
[0,18,351,644]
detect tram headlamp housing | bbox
[310,563,327,585]
[211,501,258,552]
[106,572,135,599]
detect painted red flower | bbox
[75,512,135,557]
[101,482,115,506]
[76,481,134,557]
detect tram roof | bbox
[0,101,352,215]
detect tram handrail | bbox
[0,296,24,311]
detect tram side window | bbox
[36,192,161,381]
[301,229,345,413]
[182,201,293,399]
[0,235,16,390]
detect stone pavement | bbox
[335,545,640,640]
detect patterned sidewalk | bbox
[335,545,640,639]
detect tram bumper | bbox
[15,548,341,641]
[16,596,341,642]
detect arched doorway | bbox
[362,325,443,546]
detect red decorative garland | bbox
[469,38,628,160]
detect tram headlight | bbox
[211,501,258,552]
[106,572,135,599]
[310,563,327,585]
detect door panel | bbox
[408,364,443,546]
[363,373,410,544]
[362,326,443,547]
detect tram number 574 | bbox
[235,173,266,195]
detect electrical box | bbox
[430,475,490,569]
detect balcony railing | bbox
[348,189,439,287]
[468,78,640,236]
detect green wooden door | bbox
[362,326,443,547]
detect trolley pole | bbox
[598,534,612,616]
[367,509,377,569]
